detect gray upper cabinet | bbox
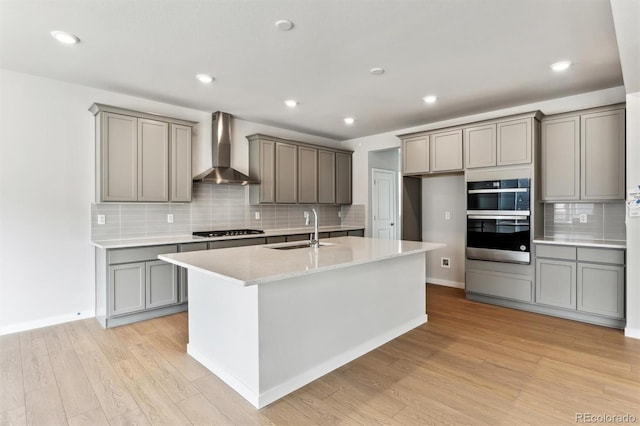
[464,124,496,169]
[541,116,580,201]
[581,108,625,201]
[275,143,298,204]
[541,105,625,202]
[402,135,429,174]
[137,118,169,202]
[496,118,532,165]
[90,103,196,203]
[170,124,192,202]
[318,150,336,204]
[430,129,463,172]
[298,146,318,204]
[248,134,352,205]
[336,152,352,204]
[100,112,138,201]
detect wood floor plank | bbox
[259,399,319,426]
[0,406,26,426]
[282,388,357,425]
[24,384,66,426]
[128,341,199,403]
[175,394,236,425]
[142,332,210,382]
[107,408,152,426]
[67,407,109,426]
[0,346,24,413]
[48,349,102,419]
[76,348,140,420]
[113,357,190,425]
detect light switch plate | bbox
[445,211,451,220]
[579,213,587,224]
[255,211,260,220]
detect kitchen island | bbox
[159,236,444,408]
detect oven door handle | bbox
[467,215,529,220]
[467,188,528,194]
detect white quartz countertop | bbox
[91,226,364,249]
[533,237,626,249]
[159,236,446,286]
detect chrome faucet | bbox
[305,208,320,248]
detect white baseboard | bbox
[426,277,465,289]
[0,310,95,335]
[624,327,640,340]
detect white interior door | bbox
[372,169,397,240]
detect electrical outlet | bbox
[338,211,342,218]
[579,213,588,224]
[255,211,260,220]
[167,214,174,223]
[304,211,309,219]
[97,214,105,225]
[441,257,451,269]
[445,211,451,220]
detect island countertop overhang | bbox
[159,236,445,286]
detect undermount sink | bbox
[267,242,335,250]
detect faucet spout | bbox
[310,208,319,248]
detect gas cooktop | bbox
[192,229,264,238]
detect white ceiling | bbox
[0,0,624,141]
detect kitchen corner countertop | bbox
[91,225,365,249]
[159,236,446,286]
[533,237,626,249]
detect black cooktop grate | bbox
[192,229,264,238]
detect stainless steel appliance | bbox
[466,178,531,264]
[193,229,264,238]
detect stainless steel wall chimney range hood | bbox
[193,112,258,185]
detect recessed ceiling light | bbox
[50,30,80,45]
[275,20,294,31]
[196,74,214,84]
[284,99,298,108]
[550,60,572,72]
[344,117,355,125]
[423,95,438,104]
[370,67,385,75]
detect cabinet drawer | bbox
[266,236,287,244]
[465,270,532,302]
[577,247,625,265]
[535,245,576,260]
[179,242,208,252]
[329,231,348,237]
[348,229,365,237]
[208,238,266,249]
[108,245,178,264]
[287,234,310,242]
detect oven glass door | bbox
[466,215,530,263]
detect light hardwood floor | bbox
[2,285,639,425]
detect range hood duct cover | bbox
[194,111,258,185]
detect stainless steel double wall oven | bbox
[466,178,531,264]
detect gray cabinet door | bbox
[541,116,580,201]
[102,112,138,201]
[298,146,318,204]
[430,129,463,172]
[464,124,496,169]
[170,124,192,202]
[335,152,352,204]
[108,262,145,316]
[137,118,169,202]
[577,263,624,318]
[259,140,276,203]
[275,142,297,203]
[318,150,336,204]
[581,109,625,200]
[497,118,531,165]
[145,260,177,309]
[535,259,576,309]
[177,242,207,303]
[402,135,429,174]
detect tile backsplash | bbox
[92,183,365,241]
[543,202,626,241]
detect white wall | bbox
[625,92,640,338]
[422,175,466,287]
[0,69,340,334]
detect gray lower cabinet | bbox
[97,244,182,328]
[534,244,625,322]
[347,229,365,237]
[177,242,208,303]
[535,258,576,309]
